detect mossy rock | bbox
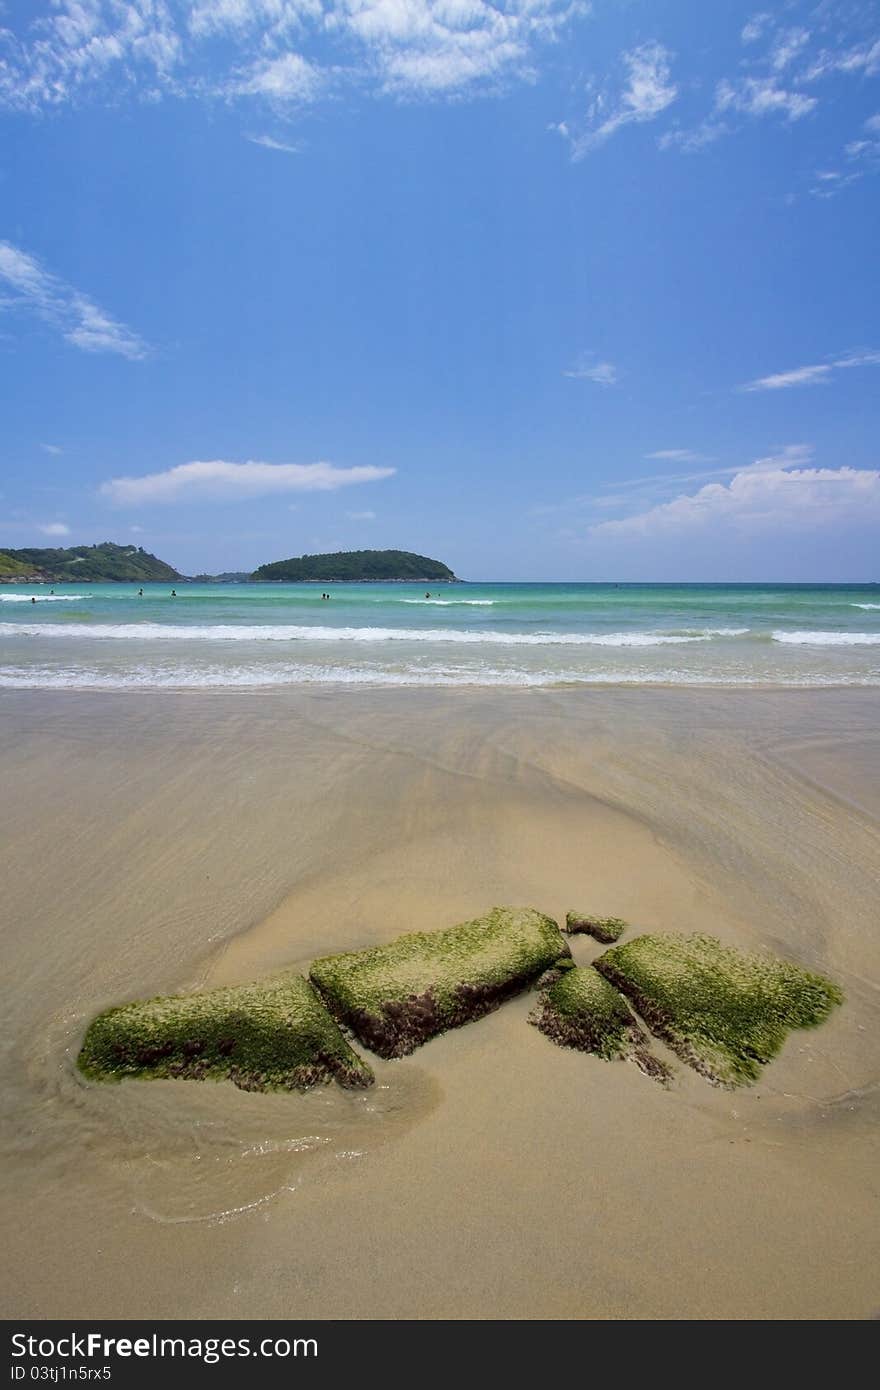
[565,911,627,943]
[595,933,843,1088]
[310,906,571,1058]
[530,966,670,1082]
[77,973,373,1092]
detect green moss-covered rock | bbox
[531,966,670,1082]
[565,911,627,943]
[77,973,373,1092]
[595,933,843,1088]
[310,906,571,1058]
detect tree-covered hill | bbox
[0,551,38,579]
[0,542,181,582]
[253,549,457,582]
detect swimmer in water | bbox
[170,589,177,597]
[138,588,143,597]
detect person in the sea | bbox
[170,589,177,598]
[138,588,143,597]
[425,592,431,598]
[31,596,36,603]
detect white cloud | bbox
[245,133,303,154]
[40,443,63,455]
[568,42,677,157]
[744,363,832,391]
[100,459,396,505]
[563,355,618,386]
[742,351,880,392]
[741,15,771,46]
[227,52,321,103]
[769,27,810,72]
[591,447,880,540]
[37,522,71,536]
[813,113,880,197]
[644,450,709,463]
[658,119,727,154]
[0,240,148,359]
[346,509,376,520]
[0,0,584,109]
[835,350,880,370]
[845,112,880,164]
[809,167,862,199]
[716,76,816,122]
[803,39,880,83]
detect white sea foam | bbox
[772,630,880,646]
[0,663,873,690]
[399,599,495,606]
[0,622,750,647]
[852,603,880,610]
[0,594,80,602]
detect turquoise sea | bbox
[1,581,880,688]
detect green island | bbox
[0,551,37,579]
[531,965,670,1082]
[565,911,627,943]
[77,972,373,1092]
[252,549,457,583]
[310,906,570,1057]
[594,933,843,1087]
[0,543,459,584]
[0,541,181,583]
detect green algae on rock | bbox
[77,973,374,1092]
[565,912,627,943]
[595,933,843,1088]
[531,966,670,1082]
[310,906,571,1058]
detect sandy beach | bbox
[1,686,878,1320]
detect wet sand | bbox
[1,687,878,1320]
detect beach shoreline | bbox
[1,686,878,1320]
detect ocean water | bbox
[1,581,879,689]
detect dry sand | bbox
[0,687,877,1320]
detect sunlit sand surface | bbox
[1,687,877,1319]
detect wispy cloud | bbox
[37,521,71,537]
[715,76,816,122]
[769,27,811,72]
[743,364,833,391]
[644,449,711,463]
[100,460,396,506]
[563,355,618,386]
[0,1,584,110]
[814,113,880,197]
[562,42,677,159]
[663,12,879,161]
[802,38,880,83]
[227,52,322,105]
[658,119,727,154]
[742,351,880,392]
[591,447,880,539]
[245,133,303,154]
[741,15,772,46]
[0,240,149,359]
[346,509,377,521]
[40,443,63,455]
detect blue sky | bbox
[1,0,878,580]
